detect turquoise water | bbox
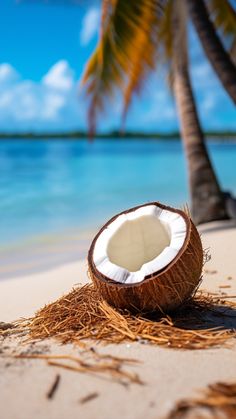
[1,138,236,248]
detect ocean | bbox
[0,138,236,278]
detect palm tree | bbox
[171,0,227,224]
[187,0,236,104]
[82,0,232,224]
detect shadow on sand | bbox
[145,295,236,332]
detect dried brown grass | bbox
[14,351,143,386]
[166,381,236,418]
[17,283,236,350]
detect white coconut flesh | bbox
[92,205,187,284]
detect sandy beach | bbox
[2,0,236,417]
[1,221,236,419]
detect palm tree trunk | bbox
[172,0,228,225]
[187,0,236,104]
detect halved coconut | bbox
[88,202,203,312]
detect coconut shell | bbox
[88,202,203,313]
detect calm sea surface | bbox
[0,138,236,278]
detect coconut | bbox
[88,202,203,312]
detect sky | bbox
[0,0,235,133]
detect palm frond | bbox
[122,2,162,122]
[81,0,162,134]
[156,0,187,90]
[157,0,176,88]
[207,0,236,54]
[230,38,236,63]
[158,0,174,62]
[100,0,115,36]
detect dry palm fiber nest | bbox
[166,381,236,418]
[13,283,236,350]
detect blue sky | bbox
[0,0,235,133]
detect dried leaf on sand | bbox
[14,351,143,386]
[166,381,236,418]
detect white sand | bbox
[0,221,236,419]
[0,260,88,321]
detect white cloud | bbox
[42,60,74,91]
[0,48,235,133]
[42,93,66,120]
[141,100,176,126]
[0,61,85,131]
[80,7,100,46]
[0,63,19,85]
[201,96,215,113]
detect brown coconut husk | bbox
[166,381,236,418]
[88,202,203,312]
[14,283,236,350]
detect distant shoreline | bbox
[0,130,236,141]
